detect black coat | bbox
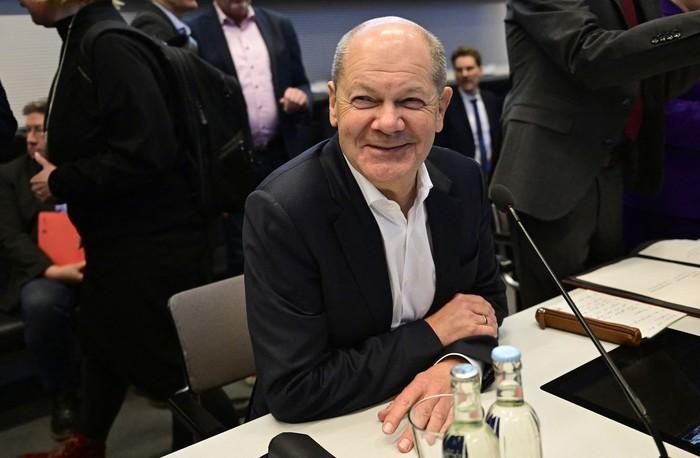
[0,155,54,312]
[45,0,212,397]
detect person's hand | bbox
[30,153,57,203]
[44,262,85,284]
[279,87,308,114]
[377,356,462,453]
[424,293,498,347]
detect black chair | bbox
[167,274,256,442]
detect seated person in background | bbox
[131,0,198,51]
[243,16,507,454]
[434,46,504,175]
[0,99,82,442]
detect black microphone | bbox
[489,184,669,458]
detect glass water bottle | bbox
[485,346,542,458]
[442,363,500,458]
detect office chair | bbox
[167,274,256,441]
[492,204,520,314]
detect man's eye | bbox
[351,97,376,108]
[402,98,426,109]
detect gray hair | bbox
[331,17,447,94]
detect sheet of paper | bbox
[638,238,700,266]
[575,257,700,312]
[538,288,686,338]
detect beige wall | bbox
[0,1,508,126]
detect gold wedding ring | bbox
[482,314,488,325]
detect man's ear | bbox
[328,81,338,128]
[436,86,453,132]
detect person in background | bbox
[131,0,198,52]
[0,79,18,162]
[434,46,504,175]
[491,0,700,310]
[623,0,700,249]
[17,1,235,456]
[186,0,313,277]
[0,99,81,442]
[243,16,507,454]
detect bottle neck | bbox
[494,360,524,405]
[452,376,484,423]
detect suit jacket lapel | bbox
[252,8,280,97]
[319,137,393,329]
[203,5,239,77]
[423,157,462,315]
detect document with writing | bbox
[637,238,700,267]
[568,257,700,315]
[537,288,686,339]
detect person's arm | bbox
[509,0,700,90]
[0,165,52,281]
[278,16,313,116]
[0,80,17,145]
[47,34,181,202]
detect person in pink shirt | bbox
[187,0,313,277]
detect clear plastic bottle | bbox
[442,363,500,458]
[485,346,542,458]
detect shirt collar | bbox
[458,86,481,102]
[151,1,191,35]
[215,1,256,27]
[344,154,433,209]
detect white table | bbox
[165,308,700,458]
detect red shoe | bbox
[19,433,105,458]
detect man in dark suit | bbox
[243,16,507,455]
[491,0,700,309]
[434,46,503,175]
[186,0,313,277]
[0,99,81,442]
[186,0,312,177]
[131,0,198,51]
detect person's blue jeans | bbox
[20,278,80,395]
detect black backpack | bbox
[78,20,254,216]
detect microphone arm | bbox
[490,184,669,458]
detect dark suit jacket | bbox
[186,5,313,157]
[434,85,503,166]
[243,135,507,422]
[491,0,700,221]
[131,1,178,42]
[0,155,54,312]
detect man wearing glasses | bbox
[0,99,82,442]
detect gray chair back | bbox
[168,275,255,393]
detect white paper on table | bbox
[538,288,686,338]
[638,238,700,266]
[573,257,700,312]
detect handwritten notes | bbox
[538,288,685,338]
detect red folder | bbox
[37,211,85,264]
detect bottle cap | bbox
[450,363,478,380]
[491,345,521,363]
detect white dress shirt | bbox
[345,156,485,376]
[459,87,492,167]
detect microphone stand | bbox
[494,186,669,458]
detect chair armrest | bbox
[168,390,227,441]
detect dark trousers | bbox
[20,278,80,395]
[511,163,624,309]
